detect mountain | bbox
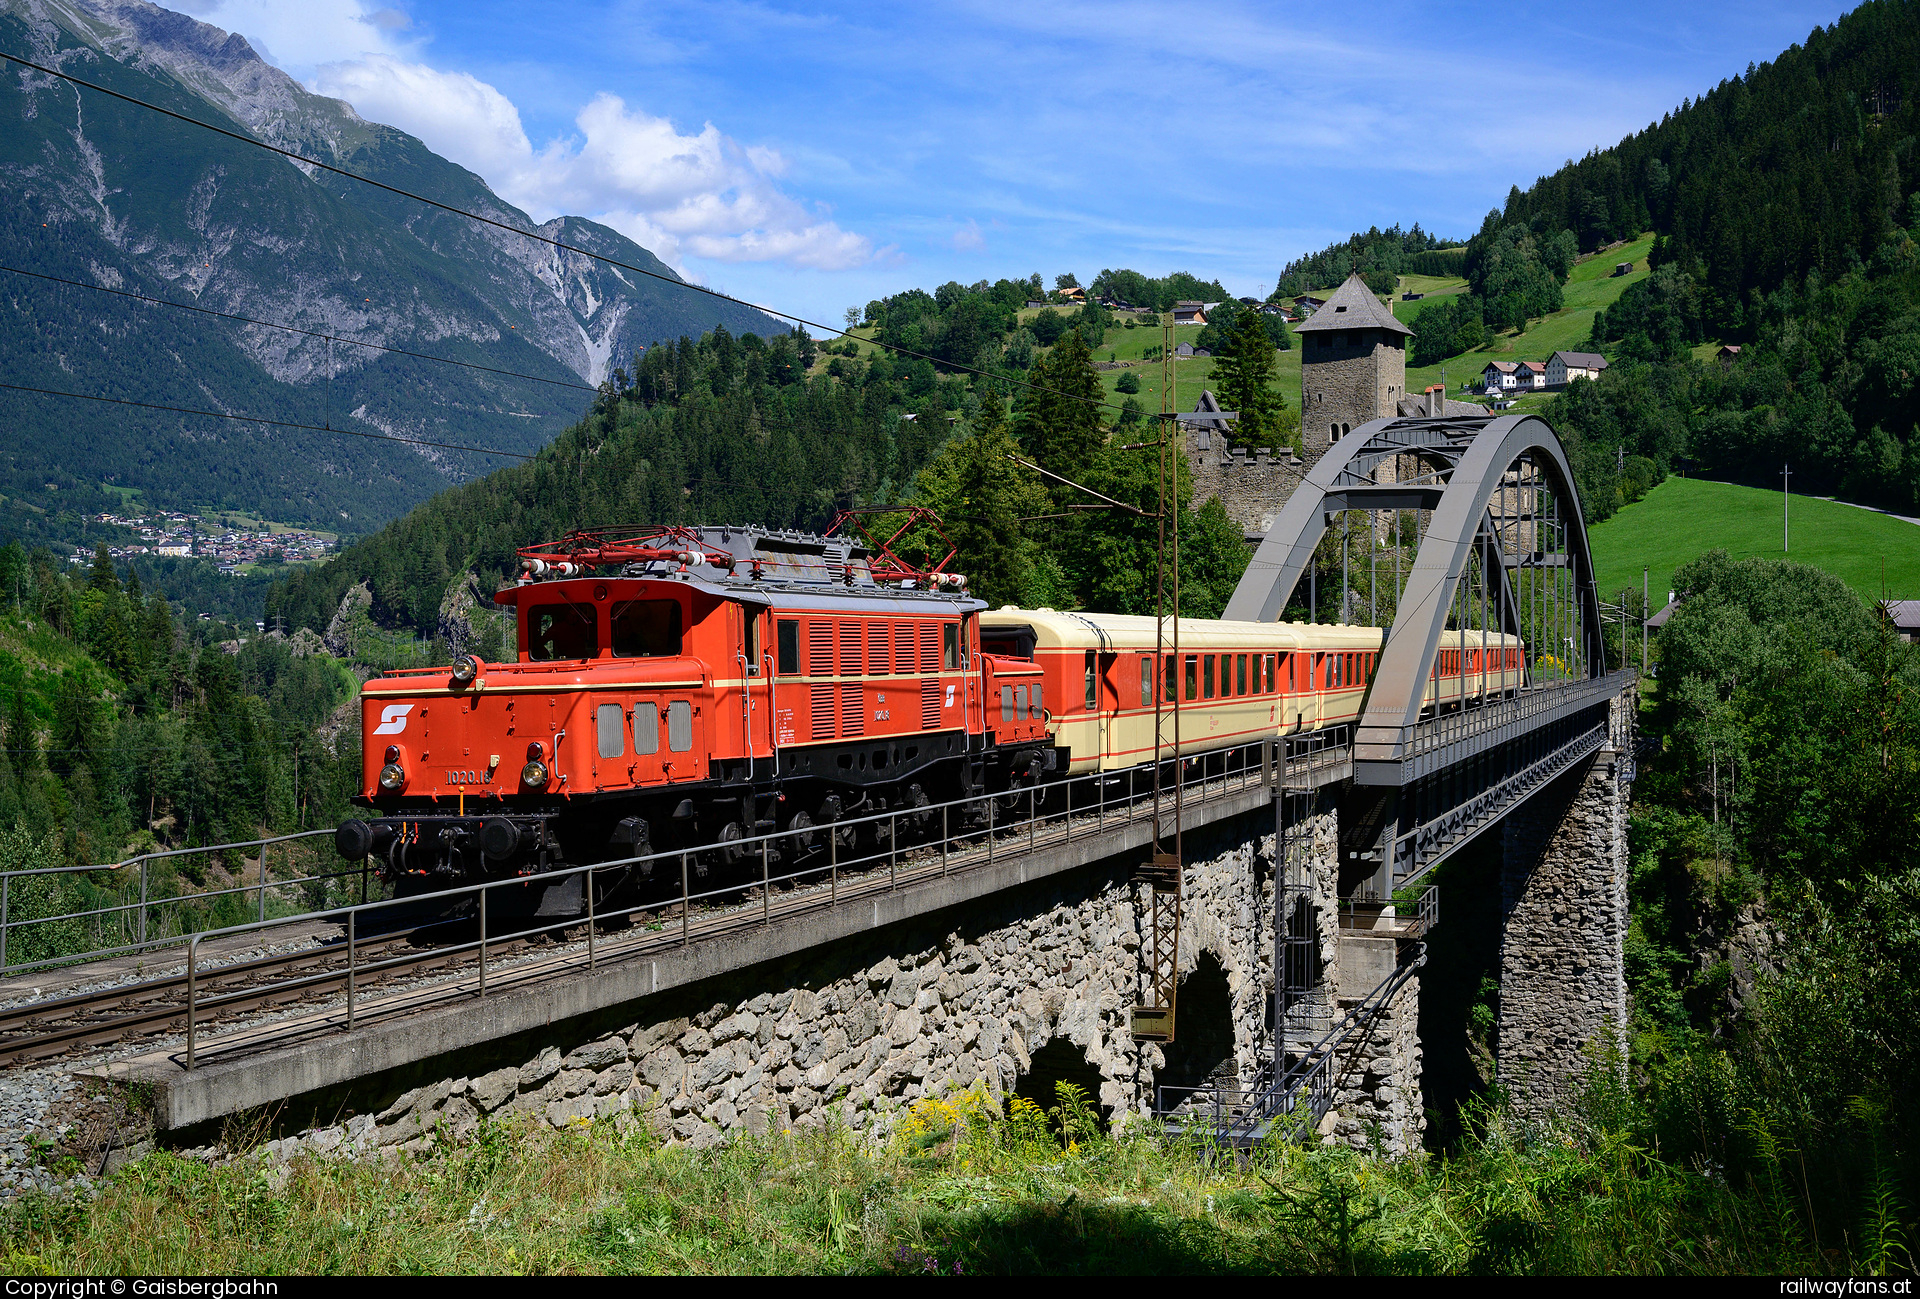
[0,0,784,539]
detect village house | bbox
[1717,344,1742,370]
[1512,361,1548,390]
[1172,300,1208,326]
[1055,285,1086,304]
[1545,350,1608,386]
[1481,360,1519,391]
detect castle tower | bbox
[1296,272,1412,464]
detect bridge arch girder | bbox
[1223,414,1608,768]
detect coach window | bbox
[1140,655,1152,707]
[944,623,960,671]
[1202,654,1216,700]
[1236,654,1248,696]
[1084,651,1098,711]
[610,598,682,658]
[1185,655,1198,701]
[529,603,597,662]
[777,619,800,674]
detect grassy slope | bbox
[1397,235,1655,396]
[1,1096,1843,1275]
[1585,475,1920,608]
[850,238,1655,429]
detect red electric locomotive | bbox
[333,516,1058,911]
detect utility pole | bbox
[1782,462,1791,553]
[1642,565,1649,675]
[1132,312,1183,1046]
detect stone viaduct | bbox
[104,414,1634,1163]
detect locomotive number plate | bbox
[444,769,483,785]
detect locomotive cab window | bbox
[610,598,682,658]
[777,619,799,675]
[745,609,762,675]
[943,624,960,671]
[528,603,598,661]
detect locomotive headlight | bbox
[520,760,549,787]
[378,762,407,791]
[450,654,479,684]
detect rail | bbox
[15,738,1302,1070]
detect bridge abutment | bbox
[1495,695,1633,1116]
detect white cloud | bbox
[311,55,532,182]
[950,218,985,253]
[169,0,416,72]
[306,66,872,272]
[174,2,870,274]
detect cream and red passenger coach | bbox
[335,519,1525,911]
[981,609,1523,775]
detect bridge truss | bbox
[1227,412,1635,895]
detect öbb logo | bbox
[372,704,414,735]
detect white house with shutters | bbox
[1480,360,1518,391]
[1546,350,1608,386]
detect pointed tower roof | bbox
[1294,272,1412,335]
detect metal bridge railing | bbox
[0,829,359,978]
[1356,669,1634,784]
[13,739,1294,1068]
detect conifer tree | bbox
[1016,328,1105,482]
[1216,307,1291,451]
[88,543,118,593]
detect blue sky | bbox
[180,0,1851,330]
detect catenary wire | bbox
[0,263,599,394]
[0,50,1143,424]
[0,382,533,460]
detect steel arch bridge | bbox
[1225,412,1636,892]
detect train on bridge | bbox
[334,518,1521,912]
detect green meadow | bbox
[1585,475,1920,610]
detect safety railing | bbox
[14,740,1286,1069]
[1336,884,1439,941]
[0,828,367,978]
[1372,669,1632,781]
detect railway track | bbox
[6,749,1306,1071]
[0,922,475,1067]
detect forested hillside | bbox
[1273,225,1466,298]
[267,283,1263,640]
[1502,0,1920,512]
[0,538,365,970]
